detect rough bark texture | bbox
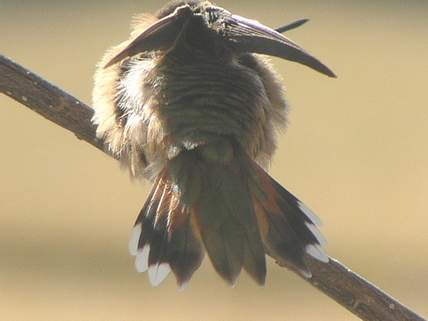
[0,54,105,154]
[299,257,425,321]
[0,54,426,321]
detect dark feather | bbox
[104,4,193,68]
[167,205,205,287]
[250,162,326,276]
[132,166,206,286]
[194,143,266,285]
[275,18,309,33]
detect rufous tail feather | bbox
[128,141,327,287]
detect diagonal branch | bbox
[0,54,426,321]
[0,54,105,154]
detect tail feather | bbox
[167,206,204,287]
[130,177,160,274]
[251,162,328,276]
[195,156,266,285]
[147,207,170,286]
[196,192,244,285]
[129,144,327,286]
[129,173,204,287]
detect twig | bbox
[290,257,425,321]
[0,54,426,321]
[0,55,105,153]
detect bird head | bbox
[104,0,335,78]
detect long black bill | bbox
[104,5,192,68]
[223,14,336,78]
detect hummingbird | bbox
[92,0,335,288]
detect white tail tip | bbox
[298,201,322,226]
[306,244,329,263]
[148,263,171,287]
[299,269,312,278]
[129,224,142,256]
[135,245,150,273]
[305,222,327,246]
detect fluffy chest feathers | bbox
[111,52,286,174]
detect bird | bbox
[92,0,335,288]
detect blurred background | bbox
[1,0,427,320]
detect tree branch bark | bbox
[0,55,105,154]
[0,54,425,321]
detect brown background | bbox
[1,0,427,320]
